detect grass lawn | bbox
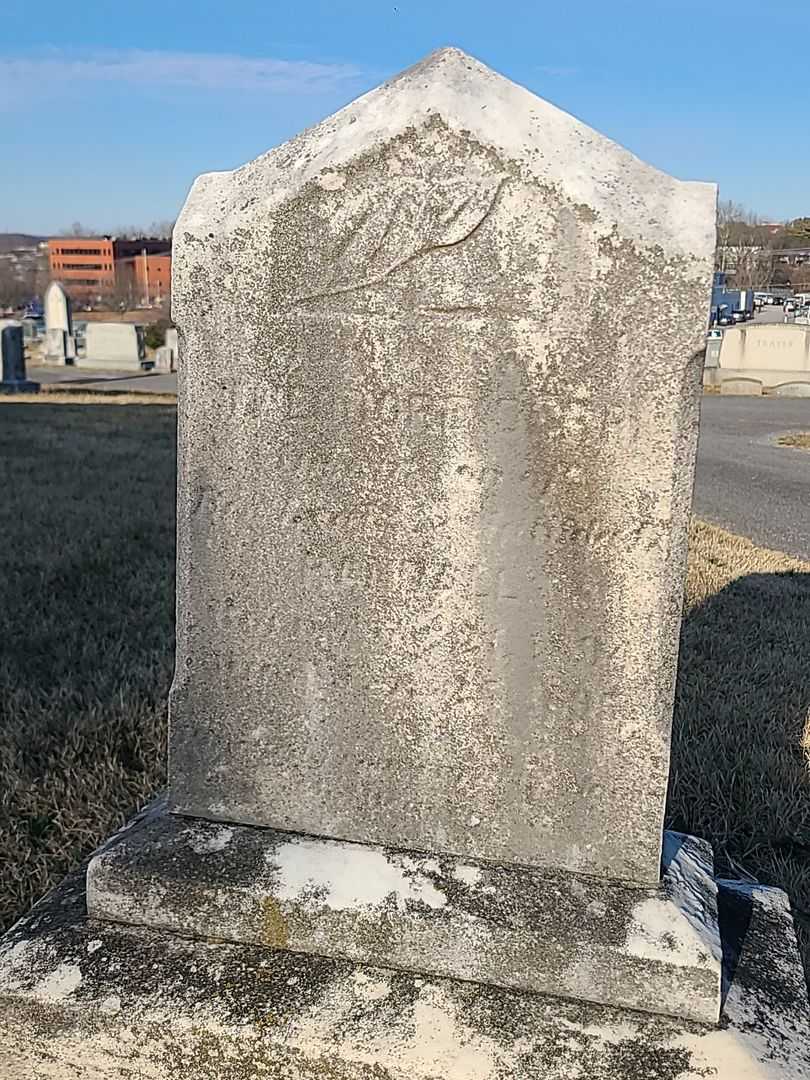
[0,403,808,979]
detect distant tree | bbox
[771,265,791,286]
[716,200,777,289]
[0,257,45,310]
[788,262,810,288]
[148,220,175,240]
[110,222,175,240]
[0,262,24,309]
[785,217,810,245]
[143,318,172,350]
[60,222,97,237]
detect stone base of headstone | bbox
[715,369,810,391]
[720,377,763,395]
[86,802,723,1024]
[74,356,150,373]
[43,329,73,366]
[0,378,40,395]
[153,345,174,372]
[0,829,807,1079]
[772,382,810,397]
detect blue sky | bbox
[2,0,807,235]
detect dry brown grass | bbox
[0,389,176,406]
[0,405,808,985]
[668,519,810,970]
[777,432,810,451]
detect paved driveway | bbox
[694,396,810,559]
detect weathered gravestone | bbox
[708,323,810,391]
[154,344,174,372]
[79,322,146,371]
[0,320,40,394]
[0,49,807,1079]
[164,326,179,369]
[43,280,76,364]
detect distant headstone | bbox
[44,281,72,334]
[21,319,39,342]
[715,324,810,389]
[43,328,67,363]
[79,322,146,371]
[43,281,76,365]
[704,338,722,368]
[164,327,179,369]
[0,320,40,394]
[154,345,173,372]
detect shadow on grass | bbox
[668,568,810,985]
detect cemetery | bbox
[0,47,808,1078]
[33,281,173,375]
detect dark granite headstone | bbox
[0,321,40,395]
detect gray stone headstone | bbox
[154,345,173,372]
[0,320,40,394]
[169,47,716,886]
[704,338,722,368]
[6,48,810,1062]
[3,50,808,1074]
[44,328,67,363]
[165,327,179,368]
[716,324,810,390]
[79,322,145,371]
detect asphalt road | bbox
[694,395,810,559]
[30,365,177,395]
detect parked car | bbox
[731,310,748,323]
[706,328,724,339]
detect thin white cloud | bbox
[0,48,366,103]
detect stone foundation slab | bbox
[86,804,723,1022]
[0,859,807,1079]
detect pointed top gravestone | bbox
[6,51,808,1073]
[43,281,72,335]
[43,281,75,364]
[169,47,715,886]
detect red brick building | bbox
[116,252,172,305]
[48,238,116,301]
[47,237,172,305]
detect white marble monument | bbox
[43,281,76,364]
